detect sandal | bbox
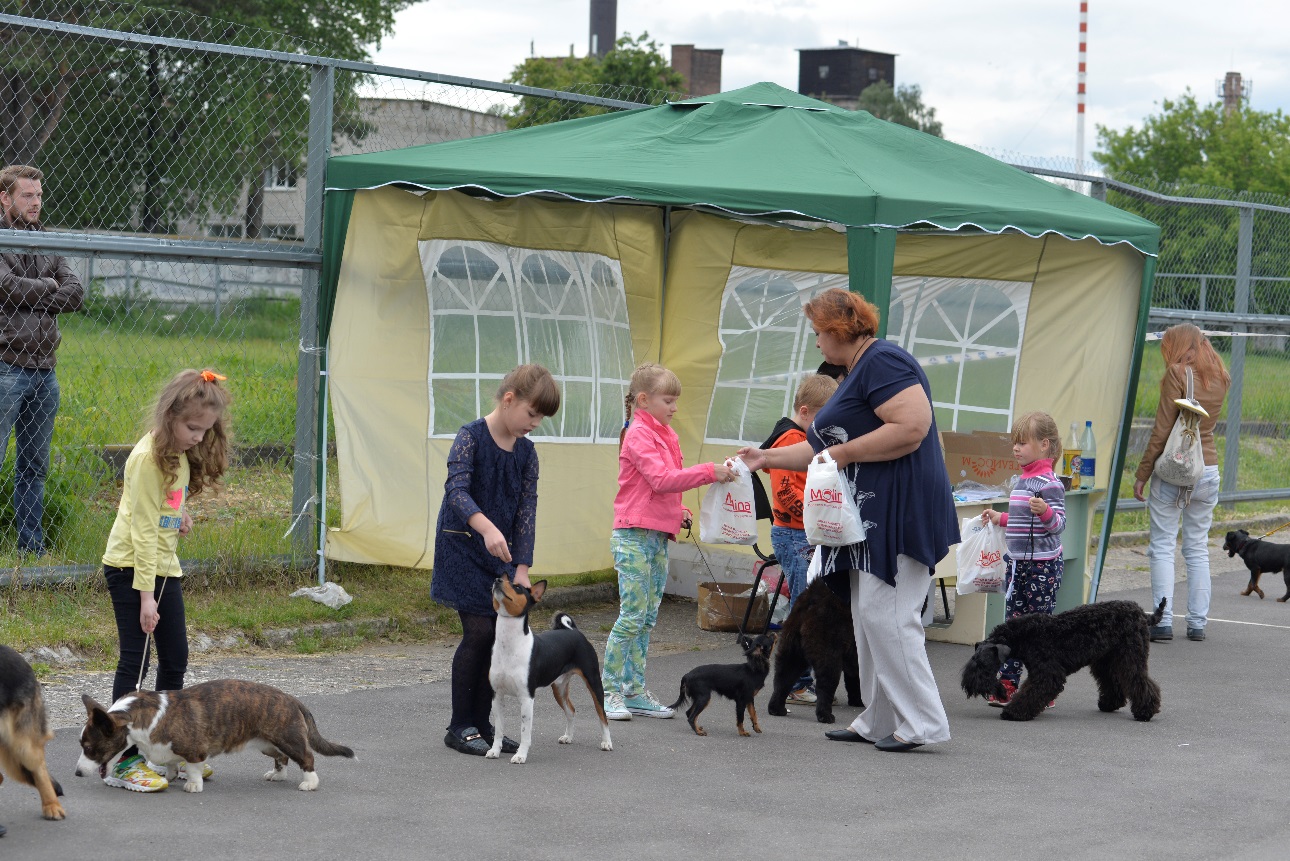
[444,726,490,756]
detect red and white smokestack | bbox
[1076,1,1087,170]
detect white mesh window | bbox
[889,276,1032,433]
[420,239,633,442]
[704,266,850,445]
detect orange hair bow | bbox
[199,370,227,383]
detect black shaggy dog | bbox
[1224,529,1290,602]
[668,633,775,737]
[766,577,863,723]
[961,599,1166,722]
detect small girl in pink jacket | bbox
[601,363,735,721]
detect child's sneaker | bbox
[603,691,632,721]
[987,679,1017,708]
[104,755,168,792]
[787,686,818,705]
[623,690,675,719]
[151,760,214,780]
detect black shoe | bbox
[1149,626,1173,642]
[1186,628,1206,641]
[484,734,520,754]
[824,728,874,743]
[874,733,923,752]
[444,727,490,756]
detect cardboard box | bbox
[940,431,1021,488]
[696,582,769,632]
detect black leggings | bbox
[448,611,496,734]
[105,566,188,704]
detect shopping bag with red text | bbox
[955,516,1008,595]
[698,457,758,545]
[802,451,866,546]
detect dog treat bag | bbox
[955,516,1008,595]
[699,456,758,545]
[803,451,866,546]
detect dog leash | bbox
[136,554,178,692]
[685,526,745,628]
[1255,520,1290,541]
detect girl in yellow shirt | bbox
[100,369,230,792]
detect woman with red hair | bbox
[740,288,958,752]
[1134,324,1230,642]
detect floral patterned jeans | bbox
[602,527,669,698]
[998,556,1064,684]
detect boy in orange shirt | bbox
[758,373,838,704]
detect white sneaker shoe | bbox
[604,691,632,720]
[623,690,675,719]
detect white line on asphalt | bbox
[1173,613,1290,630]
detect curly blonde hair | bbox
[149,369,232,497]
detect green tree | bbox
[855,81,943,138]
[2,1,413,234]
[1095,91,1290,310]
[503,32,685,130]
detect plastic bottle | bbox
[1080,420,1097,491]
[1063,421,1082,491]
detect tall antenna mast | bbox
[1076,1,1088,170]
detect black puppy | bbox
[668,633,775,737]
[1224,529,1290,602]
[766,575,863,723]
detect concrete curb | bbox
[1103,512,1290,547]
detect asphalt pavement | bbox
[3,552,1288,860]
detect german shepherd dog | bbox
[668,633,776,737]
[0,645,66,832]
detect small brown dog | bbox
[76,679,354,792]
[667,633,775,736]
[0,644,66,832]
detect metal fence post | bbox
[1222,207,1253,500]
[291,63,333,565]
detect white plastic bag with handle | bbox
[698,457,758,545]
[803,451,866,546]
[955,516,1008,595]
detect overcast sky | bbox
[369,0,1284,167]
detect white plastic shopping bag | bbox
[699,457,758,545]
[955,516,1008,595]
[803,451,866,546]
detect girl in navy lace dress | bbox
[431,364,561,756]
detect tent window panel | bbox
[704,265,849,446]
[476,315,521,375]
[422,238,631,442]
[893,276,1031,433]
[431,378,480,436]
[432,317,477,374]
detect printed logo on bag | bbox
[722,493,751,514]
[808,487,844,505]
[978,548,1003,569]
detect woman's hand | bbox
[139,592,159,634]
[1133,479,1147,502]
[735,447,766,471]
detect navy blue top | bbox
[430,418,539,616]
[806,339,959,586]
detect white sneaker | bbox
[624,690,675,719]
[604,691,632,721]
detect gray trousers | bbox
[848,556,951,745]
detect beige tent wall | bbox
[326,190,665,574]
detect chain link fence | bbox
[1,4,1285,577]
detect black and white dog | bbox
[487,578,613,764]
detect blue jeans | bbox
[1148,465,1220,631]
[770,525,813,609]
[0,363,59,553]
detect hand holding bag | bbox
[803,450,866,546]
[955,516,1008,595]
[1152,366,1206,495]
[699,456,758,545]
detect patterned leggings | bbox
[999,556,1064,684]
[602,528,668,698]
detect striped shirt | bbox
[998,460,1066,561]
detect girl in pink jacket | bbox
[601,363,735,720]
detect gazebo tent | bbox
[319,82,1159,601]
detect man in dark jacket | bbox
[0,164,83,555]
